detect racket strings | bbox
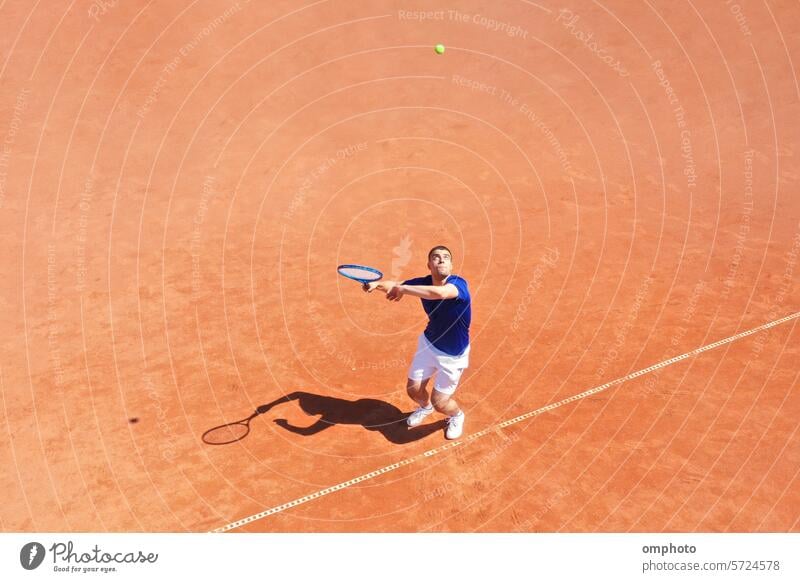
[337,266,381,282]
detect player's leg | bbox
[432,385,465,440]
[431,388,461,416]
[432,350,469,439]
[431,350,468,414]
[405,334,437,427]
[406,376,432,408]
[406,377,435,427]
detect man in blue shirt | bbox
[364,245,471,439]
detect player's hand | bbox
[363,281,397,294]
[386,284,404,302]
[363,281,381,293]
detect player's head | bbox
[427,245,453,278]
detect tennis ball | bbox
[435,44,445,55]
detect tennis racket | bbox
[337,264,383,285]
[202,411,259,445]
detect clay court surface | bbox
[1,1,798,532]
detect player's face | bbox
[428,250,452,278]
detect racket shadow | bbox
[202,412,259,445]
[203,391,446,445]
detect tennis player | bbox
[363,245,471,439]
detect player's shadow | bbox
[259,391,445,444]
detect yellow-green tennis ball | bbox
[435,44,445,55]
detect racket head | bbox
[202,421,251,445]
[337,264,383,284]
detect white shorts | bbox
[407,333,470,395]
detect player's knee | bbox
[431,391,450,412]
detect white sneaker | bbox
[407,405,433,427]
[445,411,465,440]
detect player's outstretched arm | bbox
[400,284,458,300]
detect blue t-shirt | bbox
[403,274,471,356]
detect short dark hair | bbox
[428,245,452,260]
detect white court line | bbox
[211,311,800,533]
